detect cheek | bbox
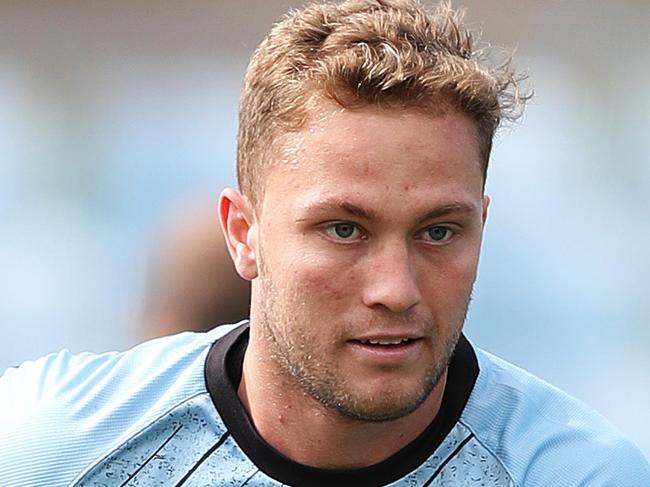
[448,250,480,281]
[287,253,360,305]
[418,248,480,294]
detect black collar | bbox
[204,323,479,487]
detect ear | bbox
[481,194,490,226]
[219,188,258,281]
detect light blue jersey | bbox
[1,322,648,486]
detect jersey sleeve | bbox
[0,330,218,487]
[466,347,650,486]
[519,428,650,486]
[0,349,125,487]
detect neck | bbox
[237,334,448,469]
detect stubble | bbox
[254,250,471,423]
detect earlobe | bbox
[219,188,259,281]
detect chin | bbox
[327,378,436,423]
[333,393,429,423]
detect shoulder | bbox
[460,345,650,486]
[0,323,239,487]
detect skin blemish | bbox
[359,158,371,177]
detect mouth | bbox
[354,337,419,346]
[346,337,424,364]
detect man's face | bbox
[251,102,487,422]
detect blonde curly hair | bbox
[237,0,528,205]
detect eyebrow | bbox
[295,201,378,221]
[414,202,480,225]
[299,200,480,223]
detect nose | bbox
[361,240,422,313]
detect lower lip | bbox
[346,338,423,365]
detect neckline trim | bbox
[204,323,479,487]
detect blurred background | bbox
[0,0,648,458]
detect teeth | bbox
[363,338,409,345]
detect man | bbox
[1,1,648,486]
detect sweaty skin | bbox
[220,101,489,468]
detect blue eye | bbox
[324,222,361,240]
[425,226,451,242]
[333,223,356,239]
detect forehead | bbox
[261,103,484,215]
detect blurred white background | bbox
[1,0,648,458]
